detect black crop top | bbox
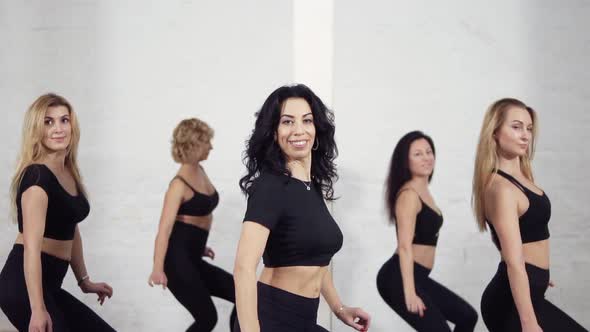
[243,172,343,267]
[174,176,219,217]
[396,189,443,246]
[17,164,89,241]
[487,170,551,250]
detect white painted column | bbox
[293,0,335,330]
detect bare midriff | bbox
[396,244,437,269]
[259,265,329,299]
[15,233,72,261]
[176,214,212,231]
[503,239,550,270]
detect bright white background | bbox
[1,1,588,331]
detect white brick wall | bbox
[331,1,590,331]
[1,1,588,331]
[0,1,292,331]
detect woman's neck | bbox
[409,175,429,191]
[41,151,67,172]
[497,154,522,176]
[286,158,311,181]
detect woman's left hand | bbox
[203,246,215,260]
[548,280,555,287]
[80,279,114,305]
[336,305,371,331]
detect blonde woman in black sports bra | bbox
[473,98,587,332]
[148,118,236,332]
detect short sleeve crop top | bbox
[17,164,89,240]
[243,172,343,267]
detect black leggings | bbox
[165,221,236,332]
[233,282,328,332]
[377,254,478,332]
[0,244,115,332]
[481,261,588,332]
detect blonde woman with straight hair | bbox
[473,98,587,332]
[0,94,116,332]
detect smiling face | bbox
[408,138,435,178]
[495,106,533,158]
[41,105,72,153]
[276,97,316,163]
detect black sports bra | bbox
[487,170,551,250]
[396,189,443,246]
[174,176,219,217]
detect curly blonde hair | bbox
[171,118,214,163]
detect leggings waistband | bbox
[257,282,319,321]
[8,244,69,289]
[168,221,209,251]
[496,261,550,286]
[390,254,432,279]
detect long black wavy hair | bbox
[385,130,435,223]
[239,84,338,200]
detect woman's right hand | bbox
[29,308,52,332]
[405,292,427,317]
[148,270,168,290]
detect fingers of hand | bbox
[104,283,114,296]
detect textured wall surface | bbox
[0,1,292,331]
[331,0,590,331]
[1,1,589,331]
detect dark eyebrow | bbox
[281,112,313,118]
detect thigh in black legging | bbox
[53,289,116,332]
[0,284,97,332]
[536,298,588,331]
[377,257,451,331]
[421,277,478,332]
[0,251,31,331]
[197,260,237,329]
[480,269,519,332]
[0,245,69,332]
[166,257,218,332]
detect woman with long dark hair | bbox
[0,93,115,331]
[474,98,587,332]
[148,118,236,331]
[233,84,371,332]
[377,131,478,331]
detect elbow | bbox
[504,255,526,271]
[233,260,256,283]
[397,243,413,256]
